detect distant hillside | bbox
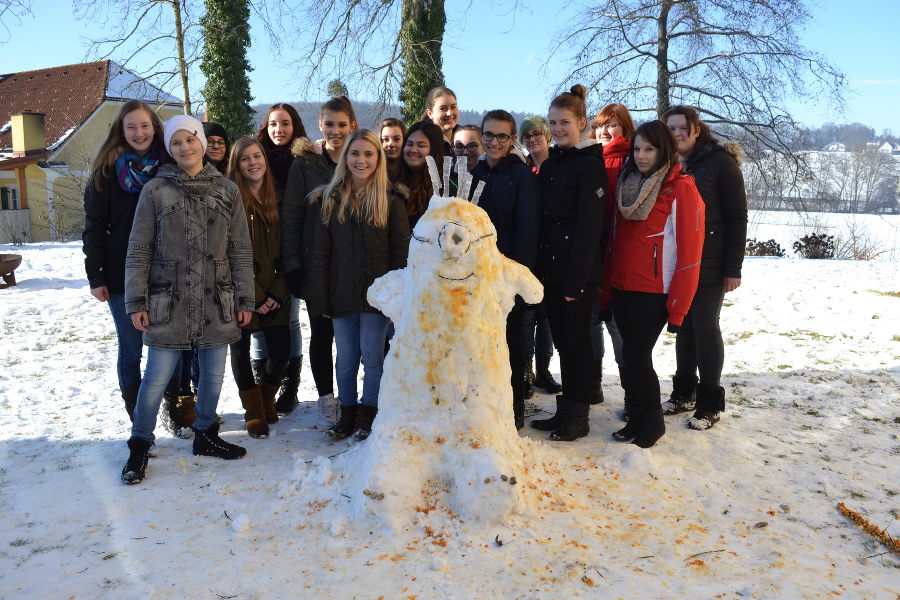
[251,101,539,137]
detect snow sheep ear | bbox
[456,156,471,201]
[470,181,486,206]
[442,156,453,197]
[425,155,441,197]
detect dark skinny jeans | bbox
[612,289,668,416]
[230,326,290,390]
[675,280,725,390]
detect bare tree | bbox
[554,0,845,156]
[0,0,31,43]
[75,0,203,114]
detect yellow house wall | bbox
[26,100,184,241]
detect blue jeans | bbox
[590,302,625,368]
[131,344,228,441]
[107,293,144,389]
[251,296,302,360]
[332,312,390,407]
[522,305,555,360]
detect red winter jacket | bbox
[602,163,705,326]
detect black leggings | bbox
[230,326,290,390]
[308,313,334,397]
[544,285,596,404]
[612,289,668,415]
[675,280,725,389]
[506,302,526,407]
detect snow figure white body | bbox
[336,156,543,530]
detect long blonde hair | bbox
[320,129,390,228]
[226,137,279,226]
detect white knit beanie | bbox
[164,115,207,154]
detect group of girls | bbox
[83,81,745,485]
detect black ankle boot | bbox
[353,405,378,440]
[663,373,698,415]
[530,394,567,431]
[612,418,638,442]
[632,410,665,448]
[327,404,357,439]
[534,355,562,394]
[192,423,246,459]
[549,401,590,442]
[618,367,631,421]
[274,356,302,414]
[688,385,725,430]
[121,437,152,484]
[590,360,604,404]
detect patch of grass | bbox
[805,410,823,417]
[868,289,900,298]
[9,538,31,547]
[779,329,835,342]
[892,335,900,343]
[776,364,791,370]
[848,490,867,500]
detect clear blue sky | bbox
[3,0,898,133]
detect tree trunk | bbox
[655,0,673,116]
[172,0,192,115]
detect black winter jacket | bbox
[470,151,540,272]
[306,184,411,318]
[683,141,748,282]
[537,139,608,298]
[82,170,156,293]
[281,138,335,298]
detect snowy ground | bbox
[0,240,898,600]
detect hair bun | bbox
[569,84,587,100]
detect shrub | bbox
[793,233,835,259]
[745,238,786,257]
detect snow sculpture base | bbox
[286,160,548,532]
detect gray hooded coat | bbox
[124,162,255,349]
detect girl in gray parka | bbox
[121,115,256,484]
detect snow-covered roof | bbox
[105,60,180,103]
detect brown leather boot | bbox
[239,387,269,438]
[177,392,196,428]
[260,380,280,424]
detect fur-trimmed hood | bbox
[722,141,744,165]
[290,137,321,158]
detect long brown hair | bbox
[256,103,306,146]
[91,100,164,191]
[622,120,679,178]
[397,120,444,217]
[227,136,279,226]
[660,105,717,150]
[320,129,390,228]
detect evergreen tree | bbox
[398,0,445,124]
[326,78,349,98]
[200,0,254,138]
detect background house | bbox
[0,61,183,243]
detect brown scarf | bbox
[616,163,670,221]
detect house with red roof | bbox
[0,61,183,242]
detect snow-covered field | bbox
[0,239,898,599]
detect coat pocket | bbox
[148,285,174,324]
[216,282,235,322]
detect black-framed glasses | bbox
[454,142,480,153]
[482,132,512,144]
[208,140,227,148]
[521,130,546,142]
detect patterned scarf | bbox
[616,162,670,221]
[115,148,162,194]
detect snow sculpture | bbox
[343,156,543,529]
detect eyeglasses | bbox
[208,140,227,148]
[482,132,512,144]
[454,142,480,153]
[596,122,622,131]
[520,130,546,142]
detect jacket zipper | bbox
[653,244,658,278]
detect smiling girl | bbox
[281,96,359,426]
[306,129,410,440]
[120,115,255,484]
[226,137,290,439]
[530,85,607,442]
[397,119,444,229]
[423,86,459,156]
[83,101,168,423]
[602,120,704,448]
